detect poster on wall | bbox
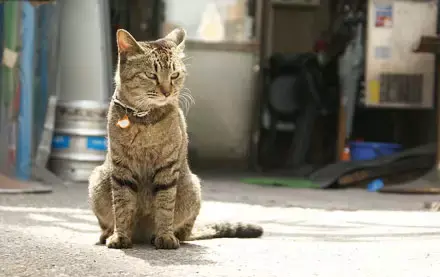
[375,4,393,28]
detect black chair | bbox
[258,53,325,172]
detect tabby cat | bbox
[88,28,263,249]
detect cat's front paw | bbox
[106,233,132,249]
[154,233,180,250]
[98,229,113,245]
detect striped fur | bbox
[88,28,263,250]
[189,223,263,241]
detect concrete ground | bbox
[1,173,440,277]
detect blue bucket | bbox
[349,141,402,161]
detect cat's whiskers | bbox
[182,56,192,62]
[181,94,191,110]
[145,93,157,98]
[181,88,195,105]
[178,88,195,114]
[136,96,155,109]
[179,96,189,114]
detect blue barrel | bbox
[349,141,402,161]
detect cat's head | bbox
[114,28,187,110]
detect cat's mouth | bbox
[150,96,172,106]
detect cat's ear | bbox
[165,28,186,52]
[116,29,143,54]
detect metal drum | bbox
[49,100,109,182]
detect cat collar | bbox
[112,96,150,117]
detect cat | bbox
[88,28,263,250]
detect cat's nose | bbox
[159,85,170,97]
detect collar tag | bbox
[116,114,131,129]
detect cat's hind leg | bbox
[98,219,113,245]
[174,173,202,242]
[88,164,114,244]
[175,216,197,241]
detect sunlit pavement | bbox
[1,178,440,277]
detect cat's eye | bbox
[143,72,157,80]
[171,72,180,79]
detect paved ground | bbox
[1,173,440,276]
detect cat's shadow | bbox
[120,242,215,266]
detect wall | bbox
[164,0,257,165]
[185,47,256,164]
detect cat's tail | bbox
[188,222,263,241]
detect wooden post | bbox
[437,63,440,170]
[336,97,346,161]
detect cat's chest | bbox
[110,120,182,160]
